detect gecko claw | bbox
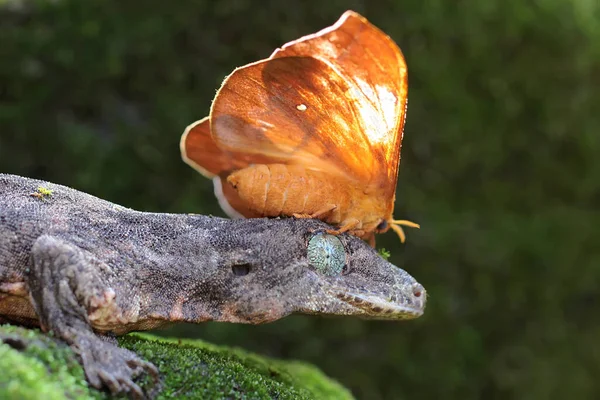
[80,339,159,399]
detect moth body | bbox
[227,164,386,235]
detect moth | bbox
[180,10,419,246]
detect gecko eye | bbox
[307,233,346,276]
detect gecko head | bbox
[294,229,426,320]
[209,218,426,324]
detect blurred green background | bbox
[1,0,599,399]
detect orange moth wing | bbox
[181,117,262,218]
[267,11,408,201]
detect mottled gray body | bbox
[0,174,425,398]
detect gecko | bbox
[0,174,426,398]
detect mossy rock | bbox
[0,324,353,400]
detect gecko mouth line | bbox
[334,291,426,319]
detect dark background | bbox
[1,0,598,399]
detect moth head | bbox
[376,219,389,233]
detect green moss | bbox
[0,325,99,400]
[0,325,352,400]
[377,248,391,261]
[36,186,54,197]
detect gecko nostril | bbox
[412,283,424,298]
[231,263,252,276]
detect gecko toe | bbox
[146,361,160,381]
[76,337,160,398]
[95,367,148,399]
[118,376,146,400]
[97,369,121,393]
[127,357,160,382]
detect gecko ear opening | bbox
[231,263,252,276]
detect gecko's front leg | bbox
[27,235,160,399]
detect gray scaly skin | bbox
[0,174,426,398]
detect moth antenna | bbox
[389,219,421,243]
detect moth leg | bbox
[293,204,337,219]
[366,233,376,248]
[344,230,377,248]
[293,213,310,219]
[326,218,361,235]
[391,219,421,229]
[27,235,160,398]
[390,220,421,243]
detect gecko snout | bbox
[409,282,427,311]
[412,283,424,299]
